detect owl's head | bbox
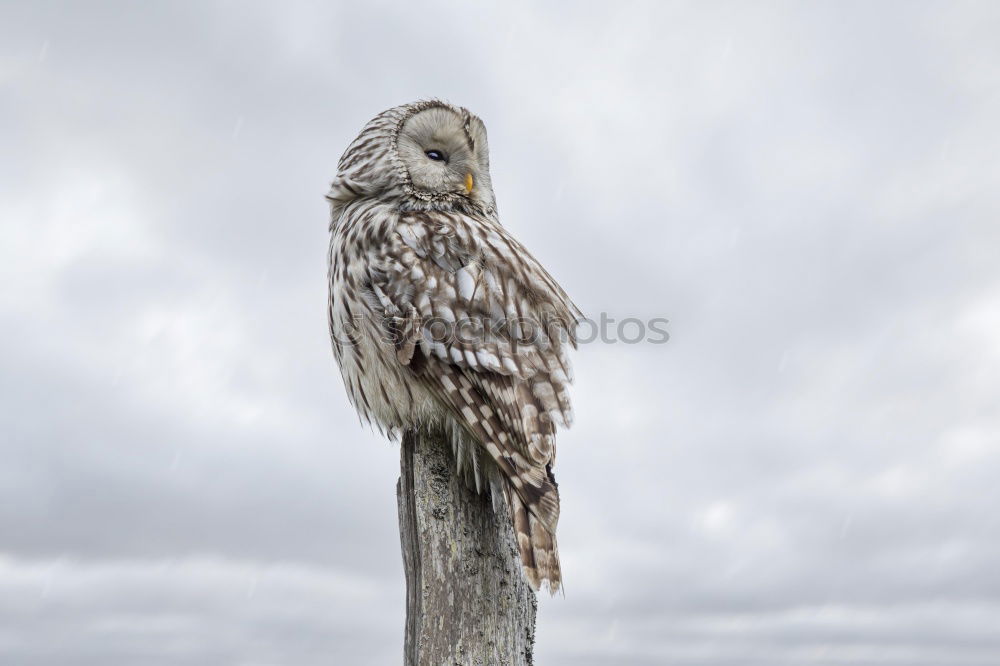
[329,101,496,217]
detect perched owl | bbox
[326,100,580,592]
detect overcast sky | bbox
[3,1,1000,664]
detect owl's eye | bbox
[425,149,447,162]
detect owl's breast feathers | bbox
[329,201,580,592]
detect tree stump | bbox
[396,429,537,665]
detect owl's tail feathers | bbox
[511,489,562,594]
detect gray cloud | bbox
[3,0,1000,664]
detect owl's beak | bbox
[464,172,474,193]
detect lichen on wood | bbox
[397,429,537,665]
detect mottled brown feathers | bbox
[328,101,580,593]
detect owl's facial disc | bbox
[397,107,479,197]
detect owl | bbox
[326,100,580,592]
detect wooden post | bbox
[396,429,537,665]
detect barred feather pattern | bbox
[327,101,580,592]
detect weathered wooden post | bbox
[396,429,537,665]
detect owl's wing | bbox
[367,208,580,531]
